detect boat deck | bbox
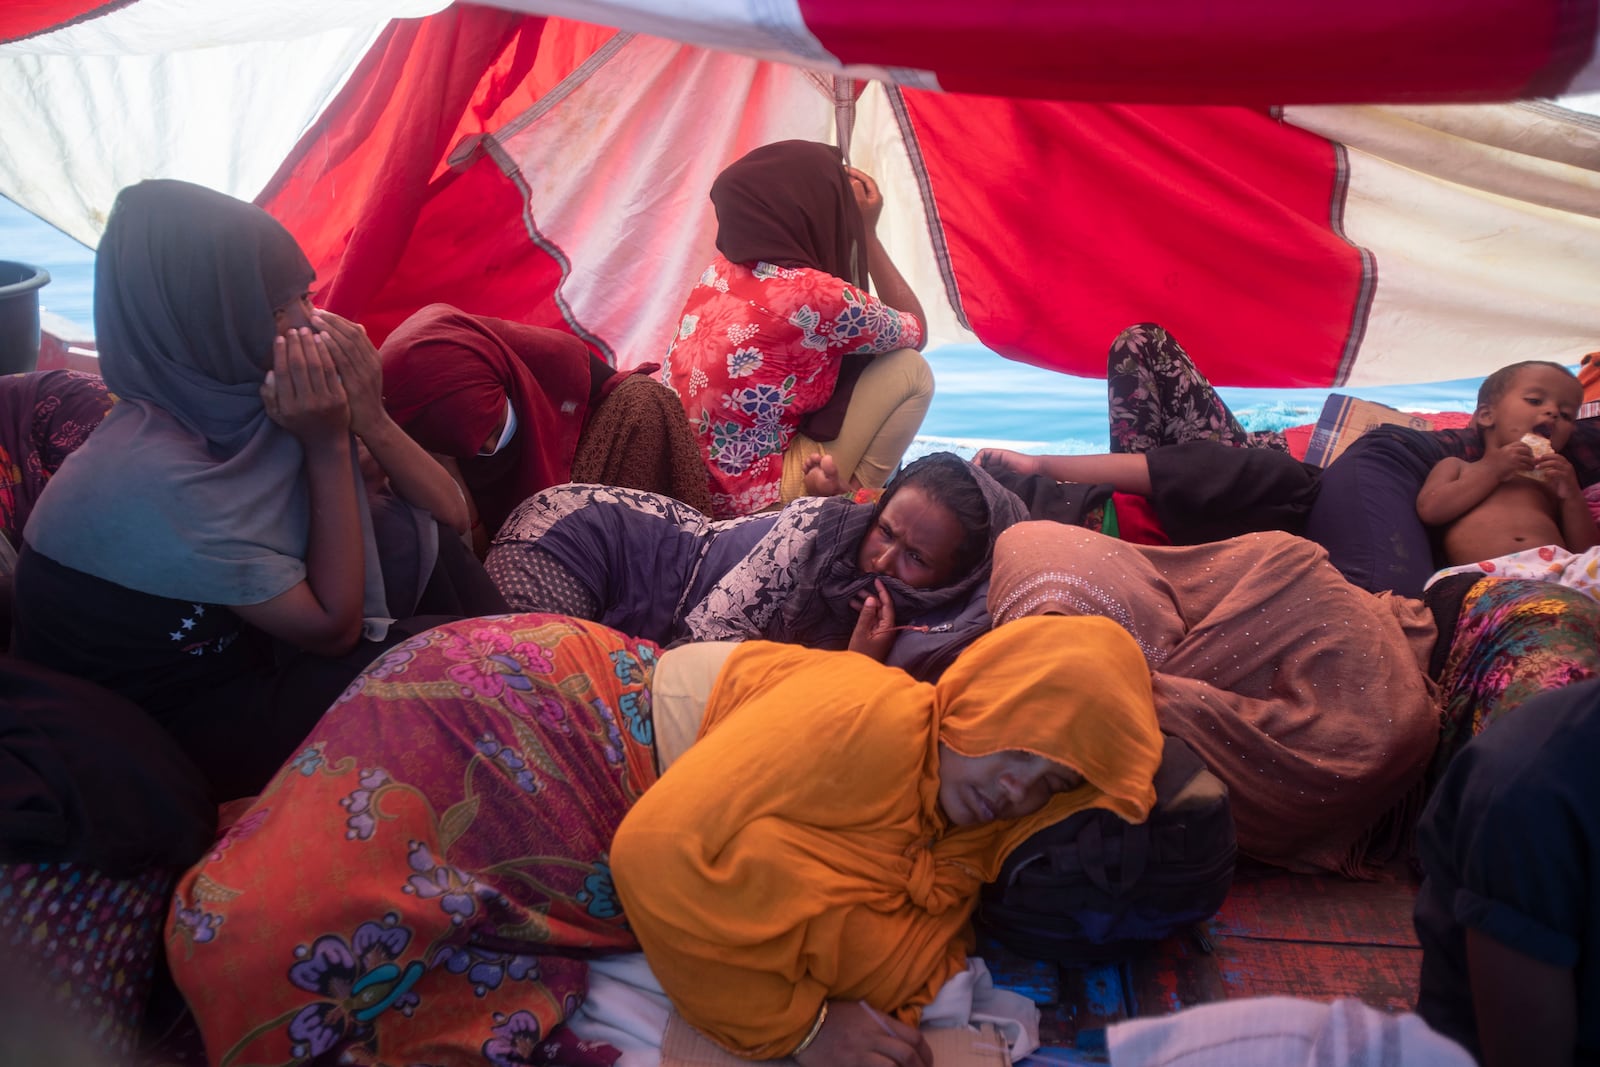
[987,867,1422,1063]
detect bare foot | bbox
[803,451,846,496]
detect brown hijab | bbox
[709,140,867,288]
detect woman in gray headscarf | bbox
[11,180,487,801]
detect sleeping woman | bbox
[988,520,1440,875]
[165,612,1163,1065]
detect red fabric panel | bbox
[258,8,608,346]
[0,0,131,44]
[800,0,1595,104]
[904,97,1364,387]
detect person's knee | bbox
[869,347,935,403]
[1112,323,1165,349]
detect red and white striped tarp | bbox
[5,0,1600,387]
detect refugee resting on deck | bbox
[975,322,1320,545]
[661,139,934,518]
[10,180,504,802]
[165,612,1163,1067]
[1414,677,1600,1067]
[484,451,1028,679]
[988,521,1440,876]
[1418,360,1600,598]
[378,303,710,556]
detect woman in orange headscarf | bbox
[166,613,1159,1067]
[612,614,1164,1063]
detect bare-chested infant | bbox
[1417,360,1600,596]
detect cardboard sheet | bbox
[1302,394,1435,468]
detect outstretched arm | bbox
[317,310,470,535]
[975,448,1154,495]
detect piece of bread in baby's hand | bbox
[1520,433,1553,480]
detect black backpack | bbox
[975,734,1236,961]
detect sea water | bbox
[2,194,1488,453]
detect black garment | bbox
[0,658,214,874]
[979,442,1318,544]
[977,461,1114,529]
[10,544,479,802]
[1414,678,1600,1064]
[11,544,267,723]
[1145,441,1321,544]
[416,528,511,617]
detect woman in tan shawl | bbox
[987,522,1440,875]
[612,614,1164,1064]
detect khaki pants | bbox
[650,641,740,772]
[779,347,935,503]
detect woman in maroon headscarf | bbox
[379,304,710,555]
[661,140,935,518]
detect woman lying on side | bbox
[989,521,1440,876]
[486,451,1028,679]
[166,612,1163,1065]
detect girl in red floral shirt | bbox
[661,140,932,518]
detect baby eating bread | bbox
[1416,361,1600,597]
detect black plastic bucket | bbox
[0,260,51,375]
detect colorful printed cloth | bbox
[1432,577,1600,788]
[0,370,112,549]
[0,862,176,1056]
[1107,323,1288,454]
[165,616,663,1067]
[1427,543,1600,601]
[661,254,922,518]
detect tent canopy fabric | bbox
[5,0,1600,388]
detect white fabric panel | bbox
[480,0,940,89]
[0,0,445,55]
[1285,102,1600,386]
[0,31,378,246]
[491,33,840,368]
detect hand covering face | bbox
[25,180,399,615]
[611,615,1164,1057]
